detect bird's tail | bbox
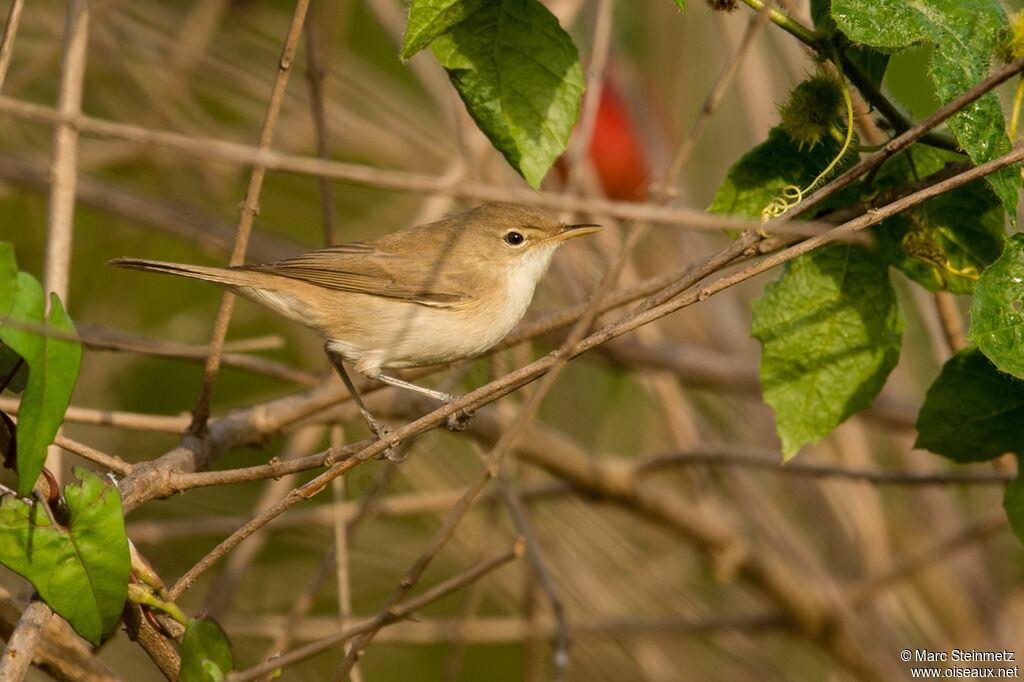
[106,258,249,288]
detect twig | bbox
[0,151,299,263]
[54,434,132,476]
[81,326,320,386]
[564,0,614,189]
[126,481,570,544]
[0,0,25,91]
[0,596,54,682]
[933,291,968,354]
[666,0,775,184]
[0,94,842,238]
[227,538,526,682]
[202,425,326,617]
[303,7,338,246]
[222,612,787,644]
[497,476,570,680]
[636,446,1014,485]
[44,0,88,307]
[0,396,191,433]
[0,584,122,681]
[848,509,1008,607]
[188,0,312,433]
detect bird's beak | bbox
[547,223,603,244]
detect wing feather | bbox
[240,242,470,307]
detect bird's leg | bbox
[372,373,474,432]
[324,347,404,461]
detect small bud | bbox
[778,74,844,149]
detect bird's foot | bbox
[367,417,404,462]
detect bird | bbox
[109,202,601,458]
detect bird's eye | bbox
[504,231,525,246]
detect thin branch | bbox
[54,434,132,476]
[497,476,569,680]
[933,291,968,354]
[0,151,299,263]
[637,446,1014,485]
[222,612,788,644]
[227,538,526,682]
[0,95,842,238]
[849,509,1008,607]
[44,0,88,306]
[0,0,25,91]
[0,596,54,682]
[189,0,312,433]
[0,396,191,433]
[564,0,614,188]
[737,0,817,46]
[666,0,775,184]
[303,7,338,246]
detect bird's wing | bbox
[241,242,471,307]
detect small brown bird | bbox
[109,202,600,456]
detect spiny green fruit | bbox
[778,75,844,149]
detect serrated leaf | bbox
[873,147,1006,294]
[429,0,584,189]
[709,127,859,219]
[832,0,1018,219]
[0,468,129,644]
[968,233,1024,377]
[180,616,234,682]
[752,244,904,458]
[402,0,490,59]
[915,346,1024,461]
[0,279,82,497]
[1004,465,1024,548]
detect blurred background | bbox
[1,0,1023,679]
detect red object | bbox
[586,83,650,201]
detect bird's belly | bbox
[323,295,524,375]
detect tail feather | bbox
[106,258,245,288]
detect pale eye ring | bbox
[504,231,525,246]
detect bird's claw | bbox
[368,419,404,462]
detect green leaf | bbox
[873,147,1006,294]
[709,127,859,220]
[751,244,904,458]
[969,233,1024,377]
[180,616,234,682]
[832,0,1018,219]
[429,0,584,189]
[0,468,129,644]
[0,280,83,497]
[672,0,685,11]
[915,346,1024,461]
[810,0,890,89]
[1004,464,1024,548]
[402,0,490,59]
